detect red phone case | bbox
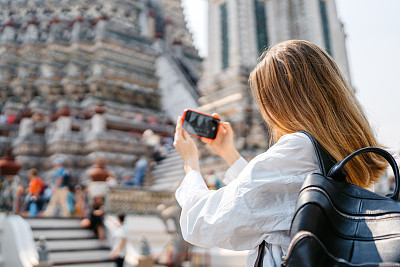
[182,109,220,139]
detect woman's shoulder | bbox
[258,132,313,158]
[247,132,318,175]
[277,131,312,145]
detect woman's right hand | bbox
[201,114,241,166]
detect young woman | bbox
[173,40,388,266]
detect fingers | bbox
[201,137,212,144]
[220,121,232,134]
[174,116,182,146]
[211,113,221,120]
[174,116,190,148]
[182,127,190,140]
[176,116,183,129]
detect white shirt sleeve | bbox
[175,132,320,252]
[223,157,248,185]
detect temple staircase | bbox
[25,216,113,267]
[150,149,185,192]
[24,215,172,267]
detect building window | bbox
[254,0,268,55]
[319,0,331,55]
[220,3,229,69]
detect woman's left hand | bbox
[173,116,200,174]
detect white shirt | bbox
[175,132,321,267]
[112,224,127,257]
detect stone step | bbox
[26,214,174,266]
[153,150,182,165]
[54,263,114,267]
[32,225,82,231]
[150,149,185,190]
[33,228,94,240]
[153,169,185,180]
[46,239,109,252]
[24,217,83,229]
[154,153,182,166]
[152,165,184,178]
[49,246,110,253]
[151,162,184,176]
[152,162,185,175]
[48,250,113,265]
[152,169,185,182]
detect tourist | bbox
[122,174,135,186]
[6,113,16,124]
[73,185,87,218]
[153,141,168,163]
[87,158,112,198]
[44,158,71,217]
[0,111,7,125]
[81,195,106,245]
[133,155,148,187]
[88,158,113,182]
[23,168,44,216]
[173,40,387,266]
[110,213,127,267]
[204,170,221,190]
[142,129,160,146]
[14,184,25,215]
[106,172,118,188]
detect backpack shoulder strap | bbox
[254,131,337,267]
[299,131,337,176]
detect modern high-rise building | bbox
[198,0,352,153]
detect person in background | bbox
[44,158,71,217]
[153,141,168,163]
[81,195,106,245]
[88,158,113,182]
[133,155,148,187]
[106,172,118,188]
[23,168,44,216]
[74,185,86,218]
[110,213,127,267]
[0,111,7,124]
[122,174,135,186]
[14,184,25,215]
[6,113,16,124]
[204,170,222,190]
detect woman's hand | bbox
[109,250,118,259]
[174,116,200,174]
[201,114,241,166]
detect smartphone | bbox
[182,109,220,139]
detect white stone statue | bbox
[55,116,72,137]
[18,118,34,137]
[91,114,106,133]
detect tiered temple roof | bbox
[0,0,202,185]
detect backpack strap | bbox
[254,132,336,267]
[254,240,265,267]
[299,131,337,176]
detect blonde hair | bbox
[249,40,387,188]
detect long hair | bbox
[249,40,387,188]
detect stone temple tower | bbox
[198,0,352,152]
[0,0,202,186]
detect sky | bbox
[181,0,400,153]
